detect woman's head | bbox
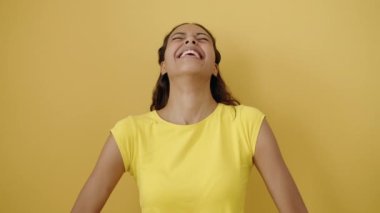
[158,23,221,66]
[150,23,239,111]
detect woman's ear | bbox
[160,62,166,75]
[213,64,219,77]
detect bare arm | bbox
[253,118,308,213]
[72,134,125,213]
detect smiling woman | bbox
[151,23,238,111]
[71,23,308,213]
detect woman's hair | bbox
[150,23,240,111]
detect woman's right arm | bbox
[71,134,125,213]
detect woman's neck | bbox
[157,77,218,125]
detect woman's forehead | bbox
[170,24,210,37]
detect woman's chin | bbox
[172,68,209,77]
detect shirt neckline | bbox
[152,103,222,128]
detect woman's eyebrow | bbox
[170,32,186,37]
[170,32,211,38]
[196,32,211,38]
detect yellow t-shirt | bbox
[111,103,265,213]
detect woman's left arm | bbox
[253,118,308,213]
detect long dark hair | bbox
[150,23,240,111]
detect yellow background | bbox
[1,0,379,212]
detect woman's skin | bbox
[158,24,219,125]
[72,24,308,213]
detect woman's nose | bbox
[185,39,196,45]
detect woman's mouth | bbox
[177,48,203,59]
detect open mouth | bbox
[177,48,203,59]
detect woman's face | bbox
[161,24,218,78]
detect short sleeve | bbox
[110,117,135,175]
[239,106,266,156]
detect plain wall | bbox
[1,0,379,212]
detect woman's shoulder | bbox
[221,103,265,117]
[112,110,157,128]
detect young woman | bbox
[72,23,308,213]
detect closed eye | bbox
[198,37,209,41]
[172,37,183,40]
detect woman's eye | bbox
[172,37,182,40]
[198,38,209,41]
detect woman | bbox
[72,23,308,213]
